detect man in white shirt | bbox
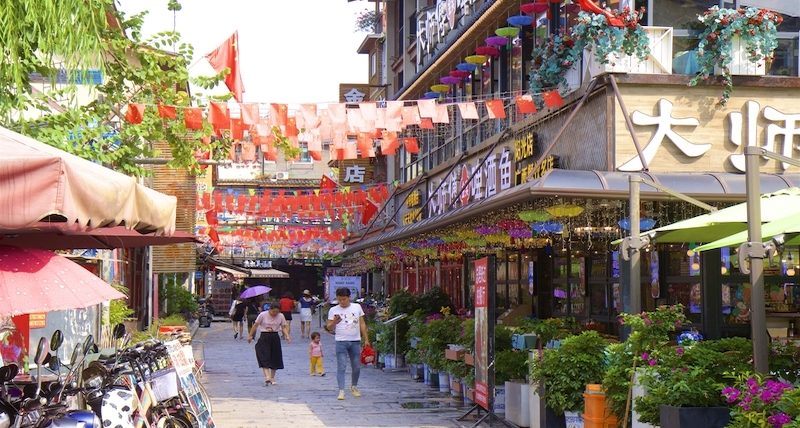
[327,287,371,400]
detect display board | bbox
[473,256,495,411]
[165,340,215,428]
[327,276,361,302]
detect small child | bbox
[308,332,325,376]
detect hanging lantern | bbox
[485,35,509,46]
[495,27,520,37]
[465,55,488,65]
[507,15,534,27]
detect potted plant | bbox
[573,7,652,77]
[460,318,475,366]
[723,374,798,428]
[530,331,610,428]
[496,348,530,426]
[690,6,783,104]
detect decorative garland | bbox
[690,6,783,105]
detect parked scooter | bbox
[197,298,213,328]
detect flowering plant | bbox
[723,374,799,428]
[690,6,783,105]
[354,9,380,33]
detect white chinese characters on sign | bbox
[418,0,477,63]
[729,100,800,171]
[343,165,366,183]
[499,148,512,190]
[619,99,710,171]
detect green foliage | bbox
[690,6,783,105]
[355,9,379,33]
[518,317,580,346]
[495,325,514,351]
[530,331,610,415]
[634,338,753,425]
[417,287,453,316]
[107,283,135,326]
[159,314,189,327]
[770,341,800,384]
[495,349,529,385]
[160,280,198,316]
[724,373,798,428]
[388,289,419,316]
[459,318,475,352]
[417,314,461,371]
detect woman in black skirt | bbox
[247,304,291,385]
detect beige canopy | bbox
[0,126,176,235]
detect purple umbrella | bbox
[240,285,272,299]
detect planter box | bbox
[715,35,766,76]
[409,363,422,380]
[445,348,465,361]
[494,385,506,416]
[438,372,450,393]
[505,380,530,427]
[632,369,655,428]
[512,334,538,351]
[564,411,584,428]
[659,405,730,428]
[586,26,674,77]
[464,353,475,366]
[466,387,476,403]
[565,65,582,93]
[423,364,431,385]
[450,377,463,398]
[529,384,542,428]
[429,370,440,389]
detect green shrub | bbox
[388,289,418,316]
[160,280,198,316]
[495,325,514,351]
[108,283,134,326]
[495,349,528,384]
[417,287,453,315]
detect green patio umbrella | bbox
[694,211,800,252]
[613,187,800,244]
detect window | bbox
[370,53,377,77]
[297,142,311,163]
[396,0,405,54]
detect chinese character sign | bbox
[343,165,366,183]
[473,257,491,411]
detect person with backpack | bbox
[229,294,247,340]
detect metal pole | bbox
[745,146,768,373]
[629,175,642,315]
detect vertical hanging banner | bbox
[473,256,495,411]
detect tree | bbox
[0,1,232,175]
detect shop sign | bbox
[427,147,512,218]
[29,313,46,329]
[417,0,477,65]
[243,259,272,269]
[343,165,366,183]
[402,190,423,225]
[615,90,800,173]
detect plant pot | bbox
[494,385,506,416]
[585,26,674,77]
[409,363,420,380]
[543,405,566,428]
[423,364,431,385]
[462,381,471,404]
[416,364,425,381]
[450,377,463,398]
[505,380,530,427]
[658,405,730,428]
[564,411,583,428]
[384,354,394,369]
[464,353,475,366]
[438,372,450,393]
[429,369,440,388]
[466,386,476,403]
[410,336,421,349]
[529,384,542,428]
[583,384,617,428]
[632,369,655,428]
[395,354,405,368]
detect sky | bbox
[119,0,370,105]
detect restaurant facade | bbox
[343,0,800,338]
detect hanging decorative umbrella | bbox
[520,2,549,14]
[486,36,509,46]
[423,91,441,99]
[495,27,520,38]
[240,285,272,300]
[465,55,488,65]
[498,219,529,231]
[532,221,564,235]
[475,46,501,57]
[518,210,551,222]
[475,225,501,236]
[507,15,534,27]
[456,62,478,72]
[440,76,461,85]
[449,70,471,79]
[0,246,126,317]
[509,228,532,239]
[430,84,450,93]
[546,204,585,218]
[618,217,657,232]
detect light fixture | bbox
[721,266,728,274]
[692,262,701,270]
[687,249,695,257]
[788,268,796,276]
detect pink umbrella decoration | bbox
[0,246,125,317]
[475,46,501,57]
[440,76,461,85]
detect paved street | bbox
[194,317,471,428]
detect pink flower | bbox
[767,412,791,428]
[648,358,657,366]
[676,347,684,356]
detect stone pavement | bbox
[194,316,473,428]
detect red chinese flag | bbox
[285,116,299,137]
[184,107,204,130]
[224,193,234,211]
[241,142,256,162]
[270,104,288,128]
[125,103,145,124]
[381,131,399,155]
[208,228,220,243]
[230,118,245,140]
[205,209,218,226]
[516,95,538,114]
[213,192,223,209]
[485,99,506,119]
[343,142,358,160]
[543,90,565,108]
[202,192,211,209]
[420,118,434,129]
[209,102,230,130]
[240,103,260,125]
[404,137,420,154]
[357,133,372,157]
[157,104,177,119]
[361,199,378,225]
[309,150,322,161]
[205,31,245,102]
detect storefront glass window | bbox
[723,282,752,324]
[553,256,568,316]
[667,282,702,323]
[570,256,587,317]
[510,37,523,96]
[508,253,521,306]
[653,0,720,30]
[497,255,508,310]
[768,37,799,77]
[665,248,701,276]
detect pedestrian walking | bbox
[308,331,325,376]
[248,304,291,386]
[326,287,370,400]
[279,292,295,334]
[299,290,314,339]
[245,298,260,331]
[229,295,246,340]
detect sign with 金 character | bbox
[29,313,46,329]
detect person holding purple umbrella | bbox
[248,303,291,386]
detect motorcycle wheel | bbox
[156,412,196,428]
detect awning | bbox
[0,224,197,249]
[0,126,177,235]
[695,208,800,252]
[213,265,290,279]
[342,169,800,255]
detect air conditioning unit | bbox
[275,171,289,180]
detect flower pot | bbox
[429,369,440,388]
[423,364,431,384]
[410,336,422,349]
[416,364,425,381]
[395,354,405,368]
[543,405,566,428]
[528,384,542,428]
[409,363,420,380]
[445,348,465,361]
[494,385,506,416]
[714,35,766,76]
[564,411,584,428]
[585,26,673,77]
[450,377,463,398]
[385,354,394,368]
[505,380,530,427]
[438,372,450,393]
[632,369,655,428]
[462,381,471,404]
[658,405,730,428]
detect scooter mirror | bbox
[1,363,19,381]
[50,330,64,351]
[69,343,81,366]
[48,354,60,372]
[82,335,94,355]
[35,337,49,365]
[112,323,126,340]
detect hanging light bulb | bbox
[691,262,701,271]
[721,266,728,275]
[788,268,796,276]
[687,249,695,257]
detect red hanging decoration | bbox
[124,103,145,124]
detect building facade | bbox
[344,0,800,339]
